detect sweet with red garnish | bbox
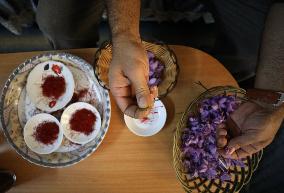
[52,64,62,75]
[49,100,56,108]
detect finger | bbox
[124,104,151,119]
[127,70,152,109]
[237,145,259,158]
[218,148,227,157]
[217,123,226,129]
[150,86,158,99]
[242,144,258,154]
[114,95,151,119]
[217,137,227,148]
[217,124,227,136]
[225,139,271,159]
[228,149,250,159]
[135,86,152,109]
[114,95,136,114]
[110,86,132,97]
[226,115,241,137]
[216,126,227,148]
[227,134,257,152]
[217,128,227,137]
[220,147,249,159]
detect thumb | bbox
[227,134,257,154]
[127,69,151,109]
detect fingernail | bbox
[138,97,148,108]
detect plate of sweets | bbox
[173,86,263,193]
[0,52,111,167]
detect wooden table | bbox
[0,46,238,193]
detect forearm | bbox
[255,4,284,91]
[106,0,141,44]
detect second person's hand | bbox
[217,102,284,159]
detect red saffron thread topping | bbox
[52,64,62,75]
[70,108,96,135]
[49,100,56,108]
[141,117,149,123]
[41,76,66,99]
[33,122,59,145]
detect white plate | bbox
[124,100,167,137]
[26,61,75,112]
[61,102,101,144]
[18,63,104,153]
[24,113,63,154]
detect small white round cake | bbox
[24,113,63,154]
[60,102,101,145]
[26,61,75,112]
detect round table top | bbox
[0,45,237,193]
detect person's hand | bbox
[217,102,284,159]
[109,36,157,118]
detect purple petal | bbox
[220,173,231,181]
[149,61,158,71]
[181,95,243,181]
[149,70,154,77]
[148,78,157,86]
[147,51,155,59]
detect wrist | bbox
[112,32,141,46]
[274,104,284,120]
[111,34,143,58]
[247,88,284,108]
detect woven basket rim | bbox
[93,40,180,98]
[173,86,263,193]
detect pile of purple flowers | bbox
[181,95,244,181]
[147,51,165,86]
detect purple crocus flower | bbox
[147,51,165,87]
[181,95,244,181]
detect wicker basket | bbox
[93,41,179,98]
[173,86,263,193]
